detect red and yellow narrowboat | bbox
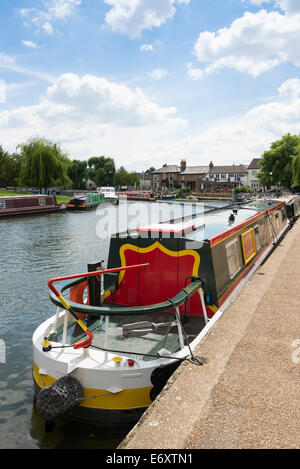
[32,197,299,425]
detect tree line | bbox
[0,137,142,192]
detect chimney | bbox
[209,161,214,171]
[180,159,187,172]
[163,163,167,167]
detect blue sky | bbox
[1,0,300,171]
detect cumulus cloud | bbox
[18,0,81,35]
[278,77,300,97]
[148,68,168,80]
[190,7,300,79]
[0,73,186,168]
[104,0,190,39]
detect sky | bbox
[0,0,300,171]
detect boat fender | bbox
[36,375,83,420]
[69,281,89,320]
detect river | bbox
[0,199,228,449]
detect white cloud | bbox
[148,68,168,80]
[140,43,154,51]
[18,0,81,35]
[104,0,190,39]
[0,52,54,82]
[190,8,300,79]
[22,40,41,49]
[278,77,300,97]
[0,73,186,169]
[246,1,300,15]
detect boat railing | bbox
[47,266,205,356]
[48,264,150,350]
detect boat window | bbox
[39,198,46,206]
[226,238,241,278]
[0,201,6,209]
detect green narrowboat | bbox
[67,192,105,210]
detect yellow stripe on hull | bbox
[33,363,153,410]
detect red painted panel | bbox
[112,248,140,306]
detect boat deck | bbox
[49,311,206,361]
[179,199,282,242]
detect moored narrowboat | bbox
[118,191,156,202]
[32,197,299,425]
[0,194,66,217]
[67,192,105,210]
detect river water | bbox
[0,199,228,449]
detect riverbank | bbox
[120,218,300,449]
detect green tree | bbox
[114,166,129,187]
[18,137,71,193]
[292,154,300,187]
[145,167,155,174]
[113,167,139,188]
[87,156,116,187]
[68,160,88,190]
[257,134,300,189]
[0,146,23,187]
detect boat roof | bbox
[133,199,284,243]
[0,194,51,199]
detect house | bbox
[204,161,249,191]
[180,161,209,191]
[138,172,152,190]
[247,158,261,190]
[151,164,181,191]
[151,159,250,193]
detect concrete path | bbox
[120,219,300,449]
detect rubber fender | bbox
[36,375,83,420]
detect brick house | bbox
[151,164,181,191]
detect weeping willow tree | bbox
[292,154,300,188]
[18,138,71,193]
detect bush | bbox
[234,186,251,194]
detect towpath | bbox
[120,218,300,449]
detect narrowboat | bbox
[67,192,105,210]
[0,194,66,218]
[32,197,299,425]
[118,191,156,202]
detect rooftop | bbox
[248,158,261,170]
[181,166,209,175]
[152,165,181,174]
[210,164,248,174]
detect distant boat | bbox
[0,194,66,217]
[67,192,105,210]
[118,190,157,202]
[98,187,118,205]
